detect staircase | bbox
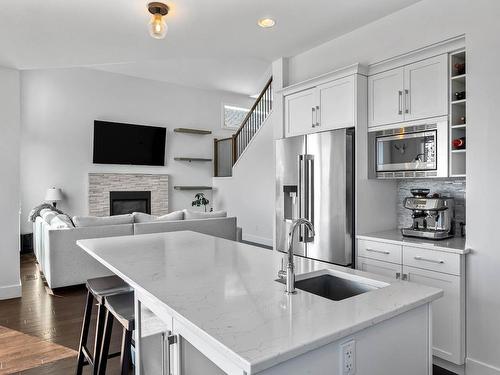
[214,77,273,177]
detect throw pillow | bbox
[72,214,134,227]
[41,210,57,224]
[183,209,227,220]
[50,214,75,229]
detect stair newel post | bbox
[213,138,218,177]
[232,134,237,166]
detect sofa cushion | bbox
[50,214,75,229]
[73,214,134,227]
[41,210,57,224]
[133,211,184,223]
[133,212,156,223]
[157,211,184,222]
[183,209,227,220]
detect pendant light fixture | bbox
[148,2,169,39]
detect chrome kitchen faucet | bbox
[278,218,315,294]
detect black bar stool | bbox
[98,291,135,375]
[76,276,132,375]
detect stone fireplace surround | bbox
[88,173,168,217]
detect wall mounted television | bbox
[93,120,166,166]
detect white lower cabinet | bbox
[136,302,173,374]
[356,239,465,366]
[404,265,464,365]
[358,256,402,279]
[136,293,240,375]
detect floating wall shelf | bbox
[174,128,212,135]
[174,186,213,191]
[174,157,212,162]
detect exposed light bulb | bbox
[149,13,168,39]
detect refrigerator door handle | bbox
[306,156,315,237]
[298,154,314,243]
[298,154,305,242]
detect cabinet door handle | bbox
[396,272,401,280]
[365,248,390,255]
[311,107,316,128]
[414,256,444,264]
[404,89,410,114]
[316,105,320,127]
[398,90,403,115]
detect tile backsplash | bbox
[397,179,466,230]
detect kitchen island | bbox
[77,231,442,375]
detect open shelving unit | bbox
[449,50,467,177]
[173,127,214,191]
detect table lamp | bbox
[45,187,63,208]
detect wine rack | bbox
[449,50,466,177]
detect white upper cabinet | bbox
[404,55,448,122]
[317,75,355,131]
[368,54,448,128]
[283,65,365,138]
[368,68,404,127]
[285,88,316,137]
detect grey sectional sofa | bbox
[33,214,240,289]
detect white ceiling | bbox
[0,0,421,95]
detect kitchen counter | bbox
[78,231,442,374]
[357,229,468,254]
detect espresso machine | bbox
[401,189,455,240]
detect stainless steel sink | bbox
[276,270,385,301]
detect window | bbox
[222,104,249,129]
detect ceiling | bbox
[0,0,421,95]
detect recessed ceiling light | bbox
[258,18,276,28]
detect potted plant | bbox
[192,193,210,212]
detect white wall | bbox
[20,68,252,234]
[212,113,275,246]
[283,0,500,373]
[0,66,21,299]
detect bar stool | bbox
[76,276,132,375]
[98,291,135,375]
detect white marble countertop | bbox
[357,229,469,255]
[78,231,442,374]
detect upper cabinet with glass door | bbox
[368,54,448,128]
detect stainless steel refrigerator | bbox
[275,128,354,266]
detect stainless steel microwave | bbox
[368,118,448,179]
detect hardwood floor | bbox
[0,254,125,374]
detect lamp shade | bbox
[45,188,63,202]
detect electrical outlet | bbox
[340,339,356,375]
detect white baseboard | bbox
[0,281,21,300]
[466,358,500,375]
[242,233,273,247]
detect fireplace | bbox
[109,191,151,216]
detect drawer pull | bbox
[414,256,444,264]
[366,248,390,255]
